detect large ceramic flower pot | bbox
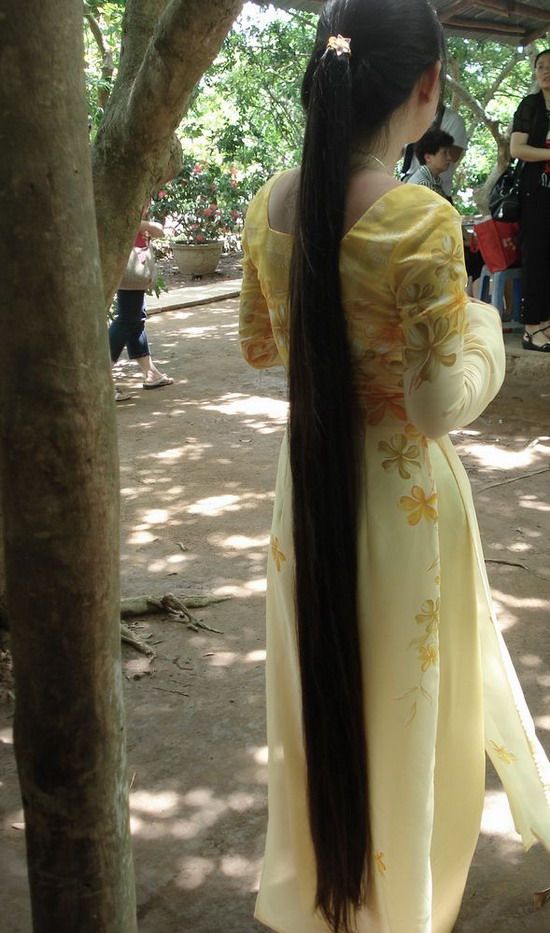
[172,240,223,276]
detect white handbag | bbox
[119,243,156,290]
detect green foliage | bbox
[149,156,247,247]
[82,1,548,217]
[178,5,316,191]
[83,2,124,134]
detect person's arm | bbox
[393,199,504,439]
[510,131,549,162]
[139,220,164,239]
[239,221,283,369]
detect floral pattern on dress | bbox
[362,386,407,425]
[432,234,464,282]
[270,535,286,572]
[240,294,282,368]
[489,741,518,765]
[269,302,289,362]
[378,434,421,480]
[347,300,402,354]
[399,598,440,724]
[405,422,428,450]
[399,485,438,526]
[398,282,437,321]
[404,317,458,390]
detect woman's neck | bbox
[351,139,404,177]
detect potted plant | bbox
[150,158,244,277]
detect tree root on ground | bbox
[120,593,229,657]
[120,623,156,658]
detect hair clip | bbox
[326,35,351,57]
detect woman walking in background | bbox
[110,218,173,399]
[511,48,550,352]
[240,2,550,931]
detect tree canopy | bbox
[85,3,548,214]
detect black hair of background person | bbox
[287,1,445,930]
[415,127,454,164]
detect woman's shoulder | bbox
[347,185,460,274]
[246,170,296,219]
[514,91,543,116]
[353,182,456,234]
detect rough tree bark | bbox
[92,0,244,303]
[0,0,136,929]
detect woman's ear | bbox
[418,60,442,106]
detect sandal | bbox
[143,374,174,389]
[522,330,550,353]
[115,388,132,402]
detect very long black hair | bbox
[288,1,444,930]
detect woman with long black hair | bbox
[240,2,550,931]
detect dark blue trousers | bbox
[109,290,150,362]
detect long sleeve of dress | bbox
[239,222,284,370]
[393,199,505,439]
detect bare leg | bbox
[135,355,174,388]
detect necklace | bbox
[352,151,392,176]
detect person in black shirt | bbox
[510,49,550,351]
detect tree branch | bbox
[85,11,107,58]
[92,0,244,304]
[126,0,244,144]
[447,56,462,112]
[110,0,169,102]
[85,11,115,111]
[445,73,503,146]
[482,50,523,109]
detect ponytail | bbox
[288,3,445,929]
[289,40,368,933]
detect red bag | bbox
[473,217,520,273]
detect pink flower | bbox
[157,190,167,199]
[195,233,206,244]
[192,163,203,174]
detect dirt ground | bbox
[1,288,550,932]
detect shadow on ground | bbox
[1,300,550,932]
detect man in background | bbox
[407,128,455,199]
[402,103,468,199]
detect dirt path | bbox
[1,297,550,932]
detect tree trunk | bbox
[0,1,136,930]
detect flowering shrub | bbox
[149,157,247,249]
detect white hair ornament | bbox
[326,35,352,56]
